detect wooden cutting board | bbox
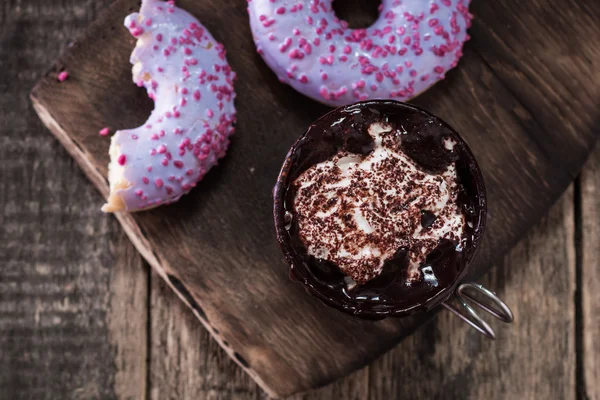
[30,0,599,397]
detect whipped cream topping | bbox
[293,122,465,285]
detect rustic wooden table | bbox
[1,1,599,399]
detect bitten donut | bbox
[102,0,236,212]
[248,0,471,107]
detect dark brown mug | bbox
[273,100,513,339]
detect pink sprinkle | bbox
[155,178,164,189]
[145,18,153,27]
[98,127,110,136]
[142,177,150,184]
[157,145,167,154]
[279,38,292,52]
[207,109,214,118]
[319,87,329,99]
[118,155,127,166]
[276,7,285,14]
[58,71,69,82]
[184,48,192,55]
[193,90,201,101]
[156,33,163,42]
[174,160,184,169]
[131,27,144,37]
[288,49,302,59]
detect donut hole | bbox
[332,0,382,29]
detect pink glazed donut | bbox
[102,0,236,212]
[248,0,472,107]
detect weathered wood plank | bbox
[0,1,147,399]
[149,271,370,400]
[469,0,600,177]
[289,369,369,400]
[107,236,149,400]
[368,187,576,399]
[149,273,264,400]
[581,145,600,400]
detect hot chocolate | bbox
[274,101,487,318]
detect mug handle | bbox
[442,282,514,340]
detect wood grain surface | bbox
[1,2,144,398]
[581,145,600,400]
[1,0,598,398]
[28,0,600,396]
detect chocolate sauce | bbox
[273,101,487,319]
